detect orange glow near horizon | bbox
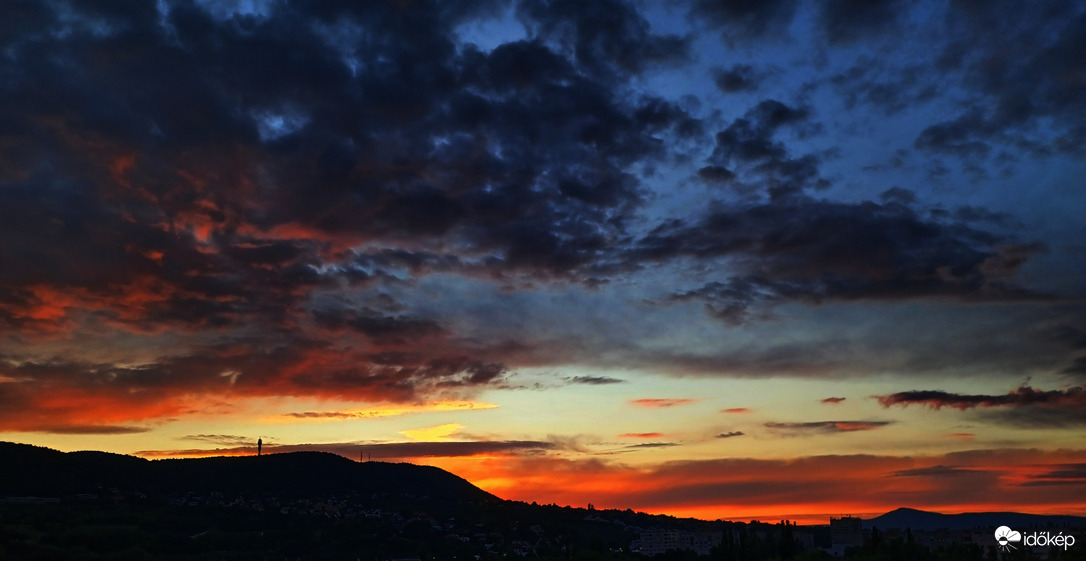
[400,423,464,441]
[265,400,500,422]
[42,442,1086,523]
[414,449,1086,522]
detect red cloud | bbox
[820,397,846,404]
[764,420,893,434]
[629,398,697,408]
[832,421,885,431]
[0,340,508,432]
[619,432,665,439]
[722,407,751,413]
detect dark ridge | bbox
[0,442,495,502]
[865,507,1086,531]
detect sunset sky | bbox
[2,0,1085,524]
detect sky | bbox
[1,0,1085,524]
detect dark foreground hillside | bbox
[0,442,662,561]
[3,443,1085,561]
[0,441,493,501]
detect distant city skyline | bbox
[1,0,1084,524]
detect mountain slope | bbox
[0,441,496,502]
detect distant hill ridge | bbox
[864,507,1086,531]
[5,442,1084,529]
[0,441,496,502]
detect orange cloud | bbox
[0,382,219,434]
[0,338,509,431]
[722,407,751,413]
[629,398,697,408]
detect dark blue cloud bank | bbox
[0,0,1083,431]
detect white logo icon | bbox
[995,526,1022,551]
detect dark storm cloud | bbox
[916,2,1086,158]
[878,386,1086,429]
[0,178,330,333]
[350,249,467,276]
[878,187,917,205]
[516,0,689,77]
[808,0,1086,163]
[764,420,893,435]
[689,0,798,42]
[0,0,707,409]
[698,100,825,198]
[876,386,1086,410]
[312,308,445,344]
[0,0,1073,430]
[830,60,940,115]
[818,0,903,45]
[1062,356,1086,376]
[624,342,845,378]
[666,278,777,324]
[1043,323,1086,352]
[567,375,626,385]
[636,194,1042,324]
[696,165,736,184]
[914,111,992,158]
[0,0,694,290]
[712,64,760,93]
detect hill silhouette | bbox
[865,507,1086,531]
[0,441,496,502]
[6,442,1085,533]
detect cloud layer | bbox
[1,0,1084,519]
